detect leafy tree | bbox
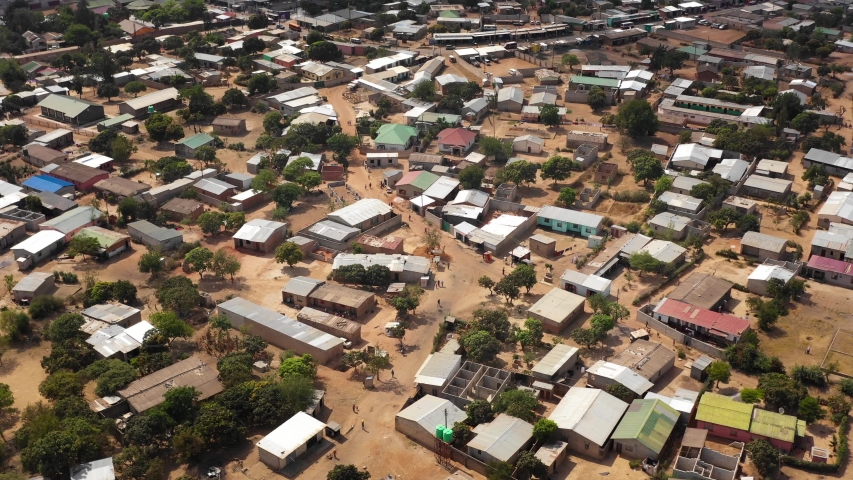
[20,430,78,479]
[38,371,83,400]
[799,396,824,423]
[193,402,245,445]
[633,153,664,185]
[740,388,764,404]
[557,187,576,207]
[149,311,194,342]
[194,146,218,168]
[279,354,316,380]
[211,249,241,282]
[471,309,512,342]
[275,242,303,267]
[145,113,184,142]
[96,83,120,101]
[492,388,538,422]
[479,136,513,162]
[736,214,761,234]
[461,330,501,362]
[708,208,742,231]
[561,53,580,70]
[532,418,557,444]
[509,264,536,293]
[791,364,826,387]
[327,465,370,480]
[745,439,780,477]
[197,211,226,236]
[493,275,521,305]
[540,155,577,187]
[539,104,561,128]
[516,318,543,350]
[758,373,807,413]
[66,234,102,262]
[466,400,494,426]
[605,383,634,402]
[184,247,214,279]
[65,24,95,46]
[93,360,137,396]
[478,275,495,295]
[629,250,660,274]
[791,111,820,134]
[486,461,514,480]
[746,296,784,331]
[571,327,599,349]
[0,60,28,93]
[306,41,343,61]
[411,80,437,101]
[499,160,538,187]
[138,247,164,276]
[297,171,322,191]
[225,212,245,231]
[221,88,247,109]
[588,85,608,110]
[662,49,689,75]
[0,309,31,341]
[247,73,276,95]
[246,14,267,29]
[217,352,253,388]
[615,99,659,137]
[48,313,85,342]
[707,361,731,389]
[110,135,136,166]
[459,165,484,190]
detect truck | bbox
[449,54,456,63]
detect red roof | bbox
[808,255,853,274]
[655,298,751,337]
[437,128,476,147]
[396,170,422,187]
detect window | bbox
[584,443,589,450]
[729,429,738,436]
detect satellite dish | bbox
[779,407,785,414]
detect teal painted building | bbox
[537,205,604,237]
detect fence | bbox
[740,45,787,59]
[651,30,732,50]
[361,214,403,237]
[514,51,553,68]
[24,116,96,137]
[636,308,726,358]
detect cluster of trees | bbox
[149,156,194,183]
[540,155,581,188]
[84,280,137,307]
[155,276,203,317]
[637,45,689,76]
[707,207,761,234]
[182,246,242,282]
[389,284,425,318]
[614,99,659,138]
[626,148,664,187]
[457,309,544,363]
[88,128,137,169]
[145,113,185,143]
[196,210,246,236]
[478,264,537,306]
[569,295,624,349]
[745,276,806,330]
[751,14,843,59]
[497,160,539,188]
[334,264,392,287]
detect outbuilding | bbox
[740,231,787,261]
[174,133,216,158]
[233,219,287,254]
[559,270,612,297]
[747,262,797,296]
[467,414,534,465]
[549,387,629,458]
[527,288,586,333]
[11,230,65,270]
[296,307,362,343]
[71,457,115,480]
[258,412,327,470]
[532,344,579,381]
[127,220,183,251]
[414,352,463,396]
[395,395,467,449]
[0,218,27,249]
[118,356,223,414]
[211,117,247,135]
[118,87,180,117]
[12,271,54,303]
[513,134,544,154]
[160,198,204,221]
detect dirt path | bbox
[327,84,357,135]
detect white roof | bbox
[820,191,853,222]
[414,352,462,387]
[513,134,544,145]
[410,195,436,208]
[645,388,699,415]
[712,158,749,182]
[450,189,489,208]
[422,176,460,200]
[625,69,653,81]
[658,191,703,213]
[327,198,392,227]
[789,78,817,88]
[365,51,416,71]
[467,414,534,463]
[435,73,467,85]
[528,288,586,323]
[194,178,233,196]
[748,264,796,283]
[588,361,654,395]
[74,153,112,169]
[672,143,723,168]
[397,395,467,433]
[267,86,319,103]
[257,412,326,460]
[549,387,628,446]
[233,219,286,243]
[454,222,477,236]
[124,320,155,343]
[71,457,115,480]
[640,239,687,264]
[333,254,431,275]
[778,89,806,105]
[532,344,579,378]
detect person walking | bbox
[352,403,356,413]
[807,346,811,355]
[361,419,365,430]
[437,299,441,307]
[333,450,338,459]
[391,369,395,378]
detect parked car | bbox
[483,58,490,65]
[490,55,499,63]
[718,24,727,29]
[509,68,519,75]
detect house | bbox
[258,412,326,469]
[537,205,604,238]
[48,163,110,191]
[559,270,612,297]
[612,399,680,460]
[549,387,629,458]
[118,356,223,414]
[819,192,853,228]
[645,388,699,424]
[695,392,753,443]
[118,88,180,117]
[665,272,733,311]
[326,198,394,229]
[193,178,236,203]
[742,175,793,200]
[233,219,287,254]
[712,158,750,183]
[86,321,154,360]
[422,177,461,203]
[11,230,65,270]
[749,407,804,453]
[23,144,67,167]
[722,196,758,216]
[527,288,586,333]
[174,133,216,158]
[804,255,853,288]
[496,86,524,112]
[212,117,247,136]
[12,271,54,303]
[648,212,709,241]
[119,18,155,38]
[587,360,655,398]
[94,177,151,200]
[450,189,489,209]
[803,148,853,177]
[396,395,467,449]
[21,175,74,196]
[33,129,74,149]
[740,231,787,261]
[304,220,360,248]
[396,170,439,199]
[216,297,344,363]
[82,303,142,329]
[467,414,534,465]
[296,307,362,343]
[365,152,399,168]
[747,262,798,296]
[74,153,113,171]
[373,123,419,151]
[75,227,131,259]
[0,218,27,249]
[743,65,776,81]
[512,135,544,154]
[788,78,817,96]
[658,192,704,218]
[414,352,463,396]
[532,344,580,381]
[281,277,326,308]
[408,153,444,171]
[652,298,751,344]
[40,206,103,241]
[160,198,204,221]
[305,283,376,317]
[70,458,115,480]
[835,39,853,53]
[435,73,468,94]
[127,220,183,251]
[437,128,477,156]
[462,97,489,122]
[332,254,431,283]
[610,340,676,383]
[670,143,723,170]
[37,94,105,125]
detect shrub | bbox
[612,190,651,203]
[716,249,739,259]
[28,295,64,319]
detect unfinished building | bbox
[441,361,512,408]
[672,428,742,480]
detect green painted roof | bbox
[22,61,43,73]
[569,75,619,88]
[749,408,798,443]
[98,114,135,128]
[439,10,461,17]
[76,227,128,249]
[695,393,754,431]
[411,171,440,190]
[176,133,214,149]
[678,46,704,56]
[86,0,115,8]
[612,399,679,454]
[37,94,101,118]
[816,27,841,35]
[374,123,418,146]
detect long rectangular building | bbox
[118,87,180,118]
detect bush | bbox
[792,365,827,387]
[612,190,651,203]
[781,416,848,473]
[227,142,245,151]
[28,295,64,319]
[840,378,853,397]
[716,249,739,259]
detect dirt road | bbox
[327,85,357,135]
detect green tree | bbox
[466,400,494,426]
[499,160,538,187]
[327,464,371,480]
[124,81,147,97]
[96,83,120,101]
[790,111,820,134]
[605,383,634,402]
[707,361,731,389]
[461,330,501,362]
[708,208,742,231]
[758,372,807,413]
[633,153,664,185]
[145,112,184,142]
[516,451,547,480]
[629,250,660,274]
[67,234,101,261]
[194,146,218,168]
[297,171,322,191]
[247,73,276,95]
[216,352,253,388]
[110,135,136,166]
[740,388,764,404]
[486,461,513,480]
[48,313,85,342]
[745,439,780,477]
[509,264,536,293]
[306,41,343,61]
[65,24,95,46]
[478,275,495,295]
[614,99,659,137]
[539,104,561,128]
[279,353,316,380]
[197,211,226,236]
[557,187,576,207]
[263,110,284,135]
[0,309,31,341]
[38,371,83,400]
[149,311,194,342]
[411,80,437,101]
[184,246,214,279]
[561,53,580,71]
[221,88,247,109]
[275,242,303,267]
[459,165,485,190]
[492,388,539,422]
[20,430,77,478]
[540,155,576,187]
[493,276,521,305]
[798,396,825,423]
[532,418,557,444]
[479,136,512,162]
[571,327,599,349]
[588,85,608,110]
[138,247,164,276]
[737,214,761,233]
[193,402,245,445]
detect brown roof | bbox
[657,114,688,126]
[117,356,223,413]
[297,306,362,336]
[161,197,203,215]
[94,177,151,197]
[309,283,375,309]
[51,163,107,184]
[26,144,67,163]
[666,272,733,310]
[409,153,444,165]
[0,218,26,237]
[681,427,708,449]
[609,340,675,380]
[212,117,245,127]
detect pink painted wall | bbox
[696,421,752,443]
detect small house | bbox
[175,133,216,158]
[12,271,54,303]
[47,163,109,191]
[93,177,151,200]
[365,152,399,168]
[193,178,237,203]
[23,144,67,167]
[0,218,27,249]
[40,206,103,241]
[587,361,654,398]
[527,288,586,333]
[395,395,467,449]
[528,234,557,258]
[212,117,247,136]
[549,387,629,459]
[11,230,65,270]
[437,128,477,156]
[118,356,223,414]
[396,170,439,199]
[666,272,733,311]
[740,231,787,261]
[160,198,204,221]
[610,340,676,383]
[408,153,444,171]
[257,412,327,470]
[531,344,579,381]
[612,399,680,460]
[118,87,180,117]
[281,277,326,308]
[467,414,534,465]
[82,303,142,328]
[537,205,604,238]
[75,226,131,259]
[326,198,394,229]
[496,86,523,112]
[373,123,419,151]
[414,352,463,396]
[513,135,544,154]
[127,220,183,251]
[559,270,612,297]
[695,392,754,443]
[747,262,798,296]
[644,388,699,424]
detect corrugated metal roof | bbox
[310,283,374,309]
[257,412,326,460]
[588,361,654,395]
[658,191,702,213]
[282,276,325,297]
[750,407,798,443]
[748,264,796,283]
[121,87,179,111]
[327,198,392,228]
[414,352,462,387]
[666,272,732,310]
[13,271,53,294]
[744,174,792,194]
[194,178,234,196]
[396,395,467,433]
[645,388,699,415]
[117,356,223,412]
[612,399,679,454]
[233,219,286,243]
[549,387,628,446]
[422,177,460,200]
[128,220,182,242]
[308,220,360,242]
[532,344,578,378]
[610,340,675,381]
[695,392,753,431]
[82,302,140,324]
[70,457,115,480]
[741,231,787,253]
[296,307,361,336]
[467,414,533,462]
[37,94,100,117]
[12,230,65,255]
[42,206,102,234]
[528,288,585,323]
[653,298,751,337]
[332,254,430,275]
[640,239,686,264]
[538,205,604,230]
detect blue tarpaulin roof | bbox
[23,175,73,193]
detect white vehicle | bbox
[449,54,456,63]
[508,68,519,75]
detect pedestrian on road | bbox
[391,369,395,377]
[807,346,811,354]
[438,299,441,307]
[333,450,337,459]
[352,403,356,413]
[361,420,365,430]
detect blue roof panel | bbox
[23,175,73,193]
